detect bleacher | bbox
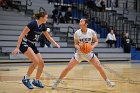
[0,0,134,62]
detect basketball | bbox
[80,43,92,54]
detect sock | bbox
[57,79,61,83]
[24,74,30,79]
[35,78,39,82]
[106,78,111,82]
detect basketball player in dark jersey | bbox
[12,12,60,89]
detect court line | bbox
[1,69,140,85]
[0,81,107,93]
[47,86,107,93]
[102,64,140,85]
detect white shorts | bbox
[73,52,96,62]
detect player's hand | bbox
[12,47,20,56]
[91,46,95,50]
[55,43,60,48]
[78,43,83,50]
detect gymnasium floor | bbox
[0,61,140,93]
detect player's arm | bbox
[74,32,80,50]
[43,31,60,48]
[12,26,30,56]
[92,32,98,49]
[16,26,30,49]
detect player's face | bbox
[110,30,114,34]
[79,19,87,28]
[125,33,129,37]
[41,15,48,23]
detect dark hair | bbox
[81,18,88,24]
[33,12,47,19]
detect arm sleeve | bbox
[106,34,109,41]
[114,34,116,40]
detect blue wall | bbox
[131,48,140,60]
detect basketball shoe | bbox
[22,76,34,89]
[32,79,44,88]
[52,79,61,90]
[106,79,115,87]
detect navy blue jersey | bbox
[25,20,47,42]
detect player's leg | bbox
[35,53,44,80]
[89,56,107,80]
[59,58,79,80]
[52,58,79,89]
[89,56,115,87]
[26,62,37,78]
[32,53,44,88]
[22,47,40,89]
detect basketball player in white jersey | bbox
[52,18,115,89]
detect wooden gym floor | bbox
[0,61,140,93]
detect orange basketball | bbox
[80,43,92,54]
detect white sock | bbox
[57,79,61,82]
[106,78,110,81]
[24,74,30,79]
[35,79,39,81]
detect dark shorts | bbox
[19,40,39,54]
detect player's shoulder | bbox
[75,29,81,32]
[74,29,81,34]
[87,28,97,36]
[87,28,95,32]
[28,20,36,25]
[27,20,37,29]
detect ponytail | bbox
[33,12,47,19]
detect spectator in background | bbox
[8,0,21,12]
[65,7,73,23]
[0,0,3,4]
[95,0,106,11]
[106,29,116,48]
[85,0,92,9]
[122,32,132,53]
[52,6,64,23]
[0,0,20,11]
[100,0,106,11]
[38,28,52,48]
[111,0,118,8]
[85,0,97,11]
[84,12,90,21]
[95,0,102,11]
[0,0,8,9]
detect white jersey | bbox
[74,28,97,45]
[73,28,97,62]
